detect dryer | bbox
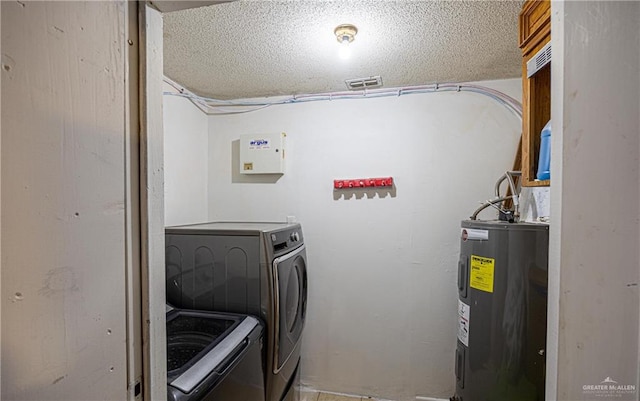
[165,222,308,401]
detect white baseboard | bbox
[415,397,448,401]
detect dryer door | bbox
[273,245,307,373]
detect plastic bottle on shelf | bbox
[536,120,551,181]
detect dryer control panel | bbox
[269,227,303,257]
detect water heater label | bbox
[457,300,470,347]
[470,255,495,293]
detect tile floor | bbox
[301,390,381,401]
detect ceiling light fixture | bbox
[334,24,358,60]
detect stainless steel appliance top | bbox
[165,221,300,236]
[461,220,549,231]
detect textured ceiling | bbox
[163,0,524,100]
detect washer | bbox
[166,306,265,401]
[165,222,308,401]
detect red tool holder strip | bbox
[333,177,393,189]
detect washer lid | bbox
[167,313,259,393]
[165,221,299,235]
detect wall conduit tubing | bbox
[163,78,522,120]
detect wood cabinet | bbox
[519,0,551,187]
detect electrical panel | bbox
[240,133,285,175]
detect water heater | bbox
[240,132,285,174]
[454,220,549,401]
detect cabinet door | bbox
[519,0,551,187]
[519,0,551,52]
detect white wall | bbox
[548,2,640,400]
[205,79,521,400]
[0,3,3,397]
[1,2,136,400]
[143,7,169,401]
[163,83,209,226]
[520,187,550,223]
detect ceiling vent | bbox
[527,42,551,78]
[345,76,383,90]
